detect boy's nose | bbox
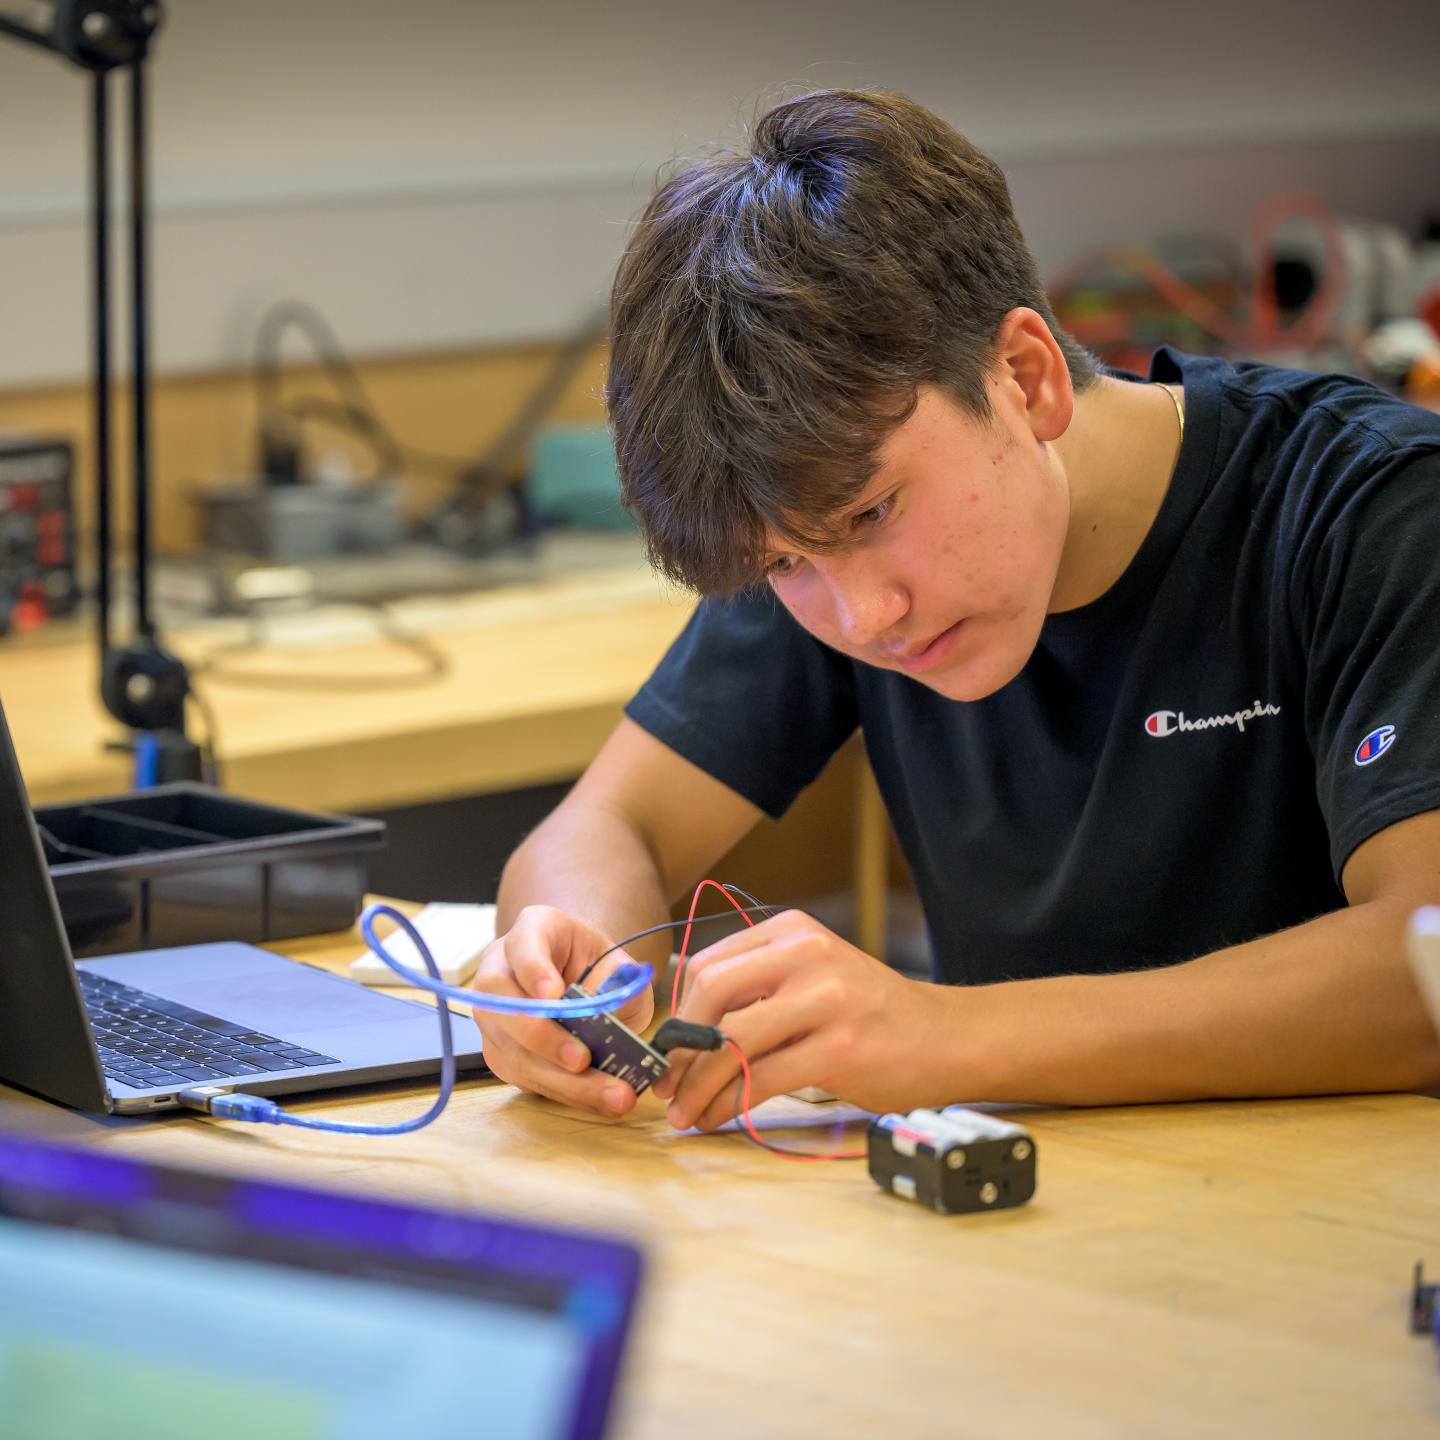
[826,570,908,650]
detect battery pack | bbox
[868,1106,1036,1215]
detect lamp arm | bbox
[0,1,159,70]
[4,2,198,782]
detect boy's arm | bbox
[659,809,1440,1128]
[961,806,1440,1105]
[472,717,761,1116]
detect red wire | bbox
[671,879,756,1016]
[670,881,864,1162]
[1047,190,1348,356]
[724,1040,867,1163]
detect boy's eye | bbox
[852,495,894,529]
[766,553,802,578]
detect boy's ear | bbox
[993,307,1074,443]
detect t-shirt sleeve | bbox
[625,590,859,819]
[1298,441,1440,878]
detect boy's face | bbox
[763,382,1069,702]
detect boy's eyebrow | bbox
[825,478,895,534]
[756,472,892,568]
[839,480,892,517]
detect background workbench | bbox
[1,558,896,954]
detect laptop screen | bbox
[0,694,109,1112]
[0,1132,643,1439]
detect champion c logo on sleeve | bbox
[1354,725,1396,766]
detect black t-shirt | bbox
[625,348,1440,985]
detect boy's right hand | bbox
[468,905,655,1118]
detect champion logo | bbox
[1144,701,1282,738]
[1354,726,1396,766]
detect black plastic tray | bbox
[36,783,385,958]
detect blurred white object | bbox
[1270,216,1415,340]
[1405,906,1440,1041]
[1362,317,1440,374]
[350,902,497,987]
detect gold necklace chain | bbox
[1158,381,1185,443]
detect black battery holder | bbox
[868,1106,1037,1215]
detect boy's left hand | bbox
[651,908,946,1131]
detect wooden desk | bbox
[3,918,1437,1437]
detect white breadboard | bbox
[350,903,498,987]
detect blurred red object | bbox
[1407,355,1440,411]
[11,579,49,632]
[1420,280,1440,343]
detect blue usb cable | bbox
[179,901,653,1136]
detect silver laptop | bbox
[0,693,486,1115]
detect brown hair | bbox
[607,88,1097,595]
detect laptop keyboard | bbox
[78,970,340,1091]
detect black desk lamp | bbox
[1,0,201,784]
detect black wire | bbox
[452,306,609,494]
[728,1079,864,1160]
[718,882,779,921]
[253,298,610,499]
[256,300,370,430]
[191,602,450,693]
[574,903,777,987]
[670,884,856,1161]
[185,684,224,787]
[276,396,402,485]
[254,300,476,482]
[421,308,610,544]
[579,886,860,1160]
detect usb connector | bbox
[177,1086,283,1123]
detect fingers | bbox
[652,944,793,1101]
[502,906,591,999]
[664,978,827,1128]
[692,1038,831,1133]
[572,948,652,1027]
[467,905,653,1118]
[653,921,804,1102]
[470,966,642,1118]
[672,914,786,1010]
[479,1022,640,1118]
[502,905,650,1021]
[677,929,799,1024]
[469,955,589,1072]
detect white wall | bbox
[1,0,1437,385]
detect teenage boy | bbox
[471,90,1440,1130]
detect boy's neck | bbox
[1047,375,1184,613]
